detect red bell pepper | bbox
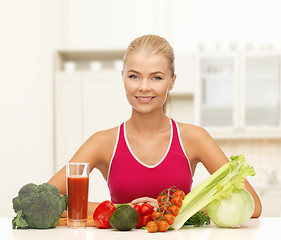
[93,200,116,229]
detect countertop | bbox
[2,217,279,240]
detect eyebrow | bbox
[127,69,141,74]
[127,69,165,75]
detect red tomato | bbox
[133,204,141,213]
[157,195,167,204]
[173,190,185,199]
[171,196,183,208]
[159,199,169,207]
[146,221,158,233]
[159,201,171,214]
[151,211,162,221]
[139,203,154,216]
[140,213,152,226]
[157,220,169,232]
[135,216,142,229]
[163,214,175,225]
[168,205,179,217]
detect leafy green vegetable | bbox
[206,188,254,227]
[184,210,210,227]
[171,154,255,230]
[12,210,28,229]
[12,183,67,229]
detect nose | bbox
[138,78,151,92]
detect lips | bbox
[136,96,155,103]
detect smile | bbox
[136,96,155,103]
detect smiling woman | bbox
[48,34,261,220]
[123,35,176,114]
[122,50,176,115]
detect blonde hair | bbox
[123,34,175,113]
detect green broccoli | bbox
[12,183,67,229]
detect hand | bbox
[131,197,158,210]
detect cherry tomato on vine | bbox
[157,220,169,232]
[159,199,170,207]
[157,195,168,204]
[173,190,185,199]
[151,211,162,221]
[160,203,170,214]
[171,195,183,208]
[146,221,158,233]
[163,213,175,225]
[168,205,180,217]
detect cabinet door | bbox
[55,72,83,171]
[256,188,281,217]
[82,71,131,202]
[197,55,238,127]
[173,53,194,94]
[82,71,130,140]
[242,55,280,127]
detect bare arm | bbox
[48,129,116,216]
[181,124,262,218]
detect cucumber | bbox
[109,205,138,231]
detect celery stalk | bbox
[171,154,255,230]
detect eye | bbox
[128,74,138,79]
[153,76,163,80]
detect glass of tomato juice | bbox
[67,162,89,228]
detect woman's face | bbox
[122,51,176,114]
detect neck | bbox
[127,109,170,134]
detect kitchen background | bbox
[1,0,280,218]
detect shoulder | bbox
[177,122,211,141]
[176,121,216,161]
[79,126,119,163]
[87,126,119,147]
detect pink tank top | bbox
[107,118,193,204]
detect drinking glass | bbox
[67,162,89,228]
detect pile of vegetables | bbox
[146,188,186,232]
[172,154,255,229]
[13,154,254,232]
[93,201,139,231]
[91,154,255,233]
[12,183,67,229]
[92,188,210,233]
[143,188,210,233]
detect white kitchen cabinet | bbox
[195,54,239,129]
[172,52,195,95]
[82,71,130,141]
[241,53,281,128]
[255,186,281,217]
[195,53,281,138]
[54,50,132,202]
[55,72,83,171]
[55,70,130,202]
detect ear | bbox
[168,74,176,91]
[121,70,125,83]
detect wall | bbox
[60,0,281,51]
[0,0,61,217]
[1,0,280,217]
[216,139,281,186]
[59,0,173,49]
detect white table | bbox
[2,217,279,240]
